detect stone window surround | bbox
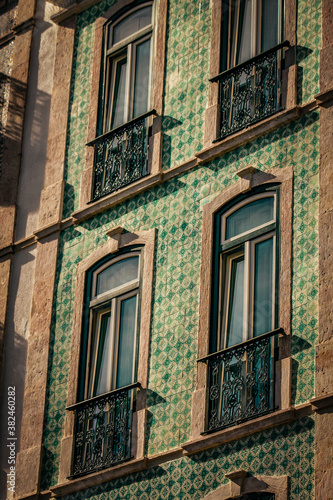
[204,0,298,148]
[57,228,156,484]
[78,0,168,211]
[191,165,293,440]
[202,472,289,500]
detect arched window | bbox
[62,230,155,481]
[204,188,281,431]
[104,3,153,131]
[90,3,155,200]
[83,252,141,399]
[69,250,143,477]
[212,191,277,352]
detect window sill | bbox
[182,407,297,456]
[50,457,147,497]
[197,105,302,165]
[72,172,162,223]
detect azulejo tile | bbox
[40,0,321,491]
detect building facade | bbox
[0,0,333,499]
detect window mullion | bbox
[234,0,241,68]
[220,254,231,351]
[244,240,251,341]
[110,298,118,391]
[125,43,132,122]
[272,233,277,329]
[251,0,262,57]
[84,308,95,400]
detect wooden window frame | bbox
[215,191,277,351]
[83,252,141,400]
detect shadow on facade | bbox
[161,116,183,170]
[0,9,54,240]
[296,45,313,104]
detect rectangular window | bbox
[211,0,288,140]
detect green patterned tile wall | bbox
[41,109,319,490]
[297,0,321,104]
[60,417,315,500]
[161,0,210,170]
[41,0,321,493]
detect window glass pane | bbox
[226,255,244,347]
[96,256,139,297]
[109,56,127,129]
[116,295,137,388]
[253,237,273,336]
[228,0,253,67]
[90,311,112,397]
[133,38,151,118]
[260,0,279,52]
[111,6,152,46]
[225,197,274,240]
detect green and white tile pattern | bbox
[41,0,321,496]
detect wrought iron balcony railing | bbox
[211,42,290,141]
[67,382,140,478]
[199,328,283,433]
[88,110,156,201]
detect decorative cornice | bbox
[0,16,35,47]
[47,0,77,7]
[0,30,15,48]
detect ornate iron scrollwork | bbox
[91,111,155,201]
[69,384,139,477]
[206,330,279,432]
[212,43,289,140]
